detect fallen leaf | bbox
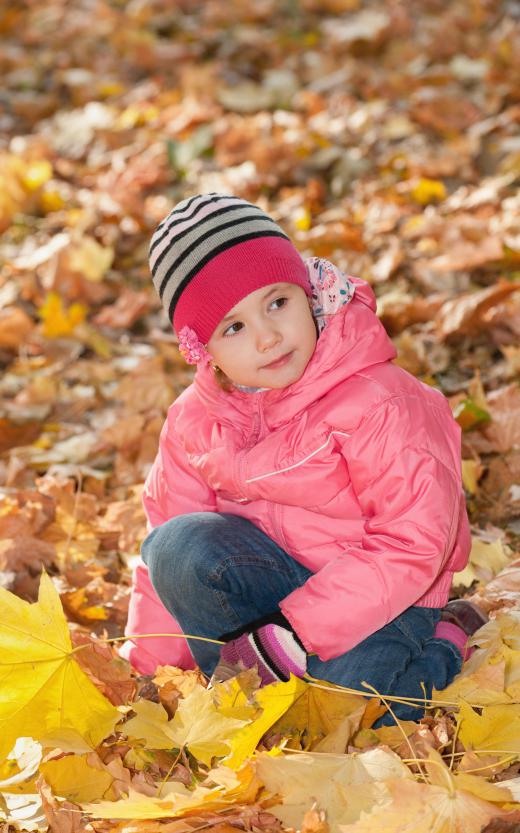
[38,292,88,338]
[84,765,259,820]
[339,775,507,833]
[482,384,520,453]
[0,307,35,350]
[37,777,87,833]
[0,571,119,761]
[69,631,137,706]
[461,459,484,494]
[410,177,447,205]
[92,288,150,329]
[224,676,307,769]
[454,536,512,589]
[458,702,520,755]
[125,687,247,766]
[256,747,412,832]
[67,236,114,283]
[268,681,367,750]
[436,282,519,339]
[40,753,113,802]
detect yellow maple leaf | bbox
[67,236,114,282]
[256,747,412,831]
[434,653,510,707]
[40,753,113,802]
[461,459,483,494]
[84,783,225,819]
[339,776,507,833]
[84,764,259,819]
[124,699,181,750]
[125,687,247,766]
[410,177,447,205]
[434,611,520,706]
[212,669,261,722]
[454,537,512,588]
[270,681,367,750]
[38,291,87,338]
[224,675,308,770]
[0,572,119,762]
[21,160,52,192]
[458,701,520,754]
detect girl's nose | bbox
[256,324,281,352]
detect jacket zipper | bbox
[235,396,264,495]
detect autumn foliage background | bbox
[1,1,520,831]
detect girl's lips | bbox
[262,351,294,369]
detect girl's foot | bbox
[434,599,488,661]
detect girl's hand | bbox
[218,612,307,686]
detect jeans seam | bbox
[208,554,308,584]
[214,588,243,631]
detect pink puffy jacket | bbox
[122,277,470,673]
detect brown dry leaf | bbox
[422,235,504,273]
[299,222,366,258]
[153,666,208,698]
[410,93,481,136]
[0,417,43,454]
[101,415,146,451]
[63,577,129,628]
[70,631,137,706]
[0,306,35,350]
[370,237,404,283]
[301,805,330,833]
[95,489,146,553]
[482,384,520,453]
[37,476,100,523]
[0,535,56,571]
[93,288,151,329]
[377,290,447,334]
[436,282,520,339]
[37,777,88,833]
[0,495,57,569]
[269,683,368,750]
[114,357,175,414]
[474,559,520,613]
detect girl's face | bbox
[206,283,317,389]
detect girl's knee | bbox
[141,512,219,577]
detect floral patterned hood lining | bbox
[306,257,355,335]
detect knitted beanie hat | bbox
[149,193,311,345]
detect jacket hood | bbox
[192,272,397,431]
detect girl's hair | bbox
[213,365,235,392]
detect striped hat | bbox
[149,193,310,344]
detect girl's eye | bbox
[271,296,288,309]
[223,321,243,337]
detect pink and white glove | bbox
[219,612,307,686]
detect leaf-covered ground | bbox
[1,1,520,831]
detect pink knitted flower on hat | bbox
[177,326,212,365]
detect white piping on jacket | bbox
[244,430,352,484]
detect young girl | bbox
[121,193,486,723]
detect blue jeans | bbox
[142,512,462,725]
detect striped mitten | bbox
[219,612,307,686]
